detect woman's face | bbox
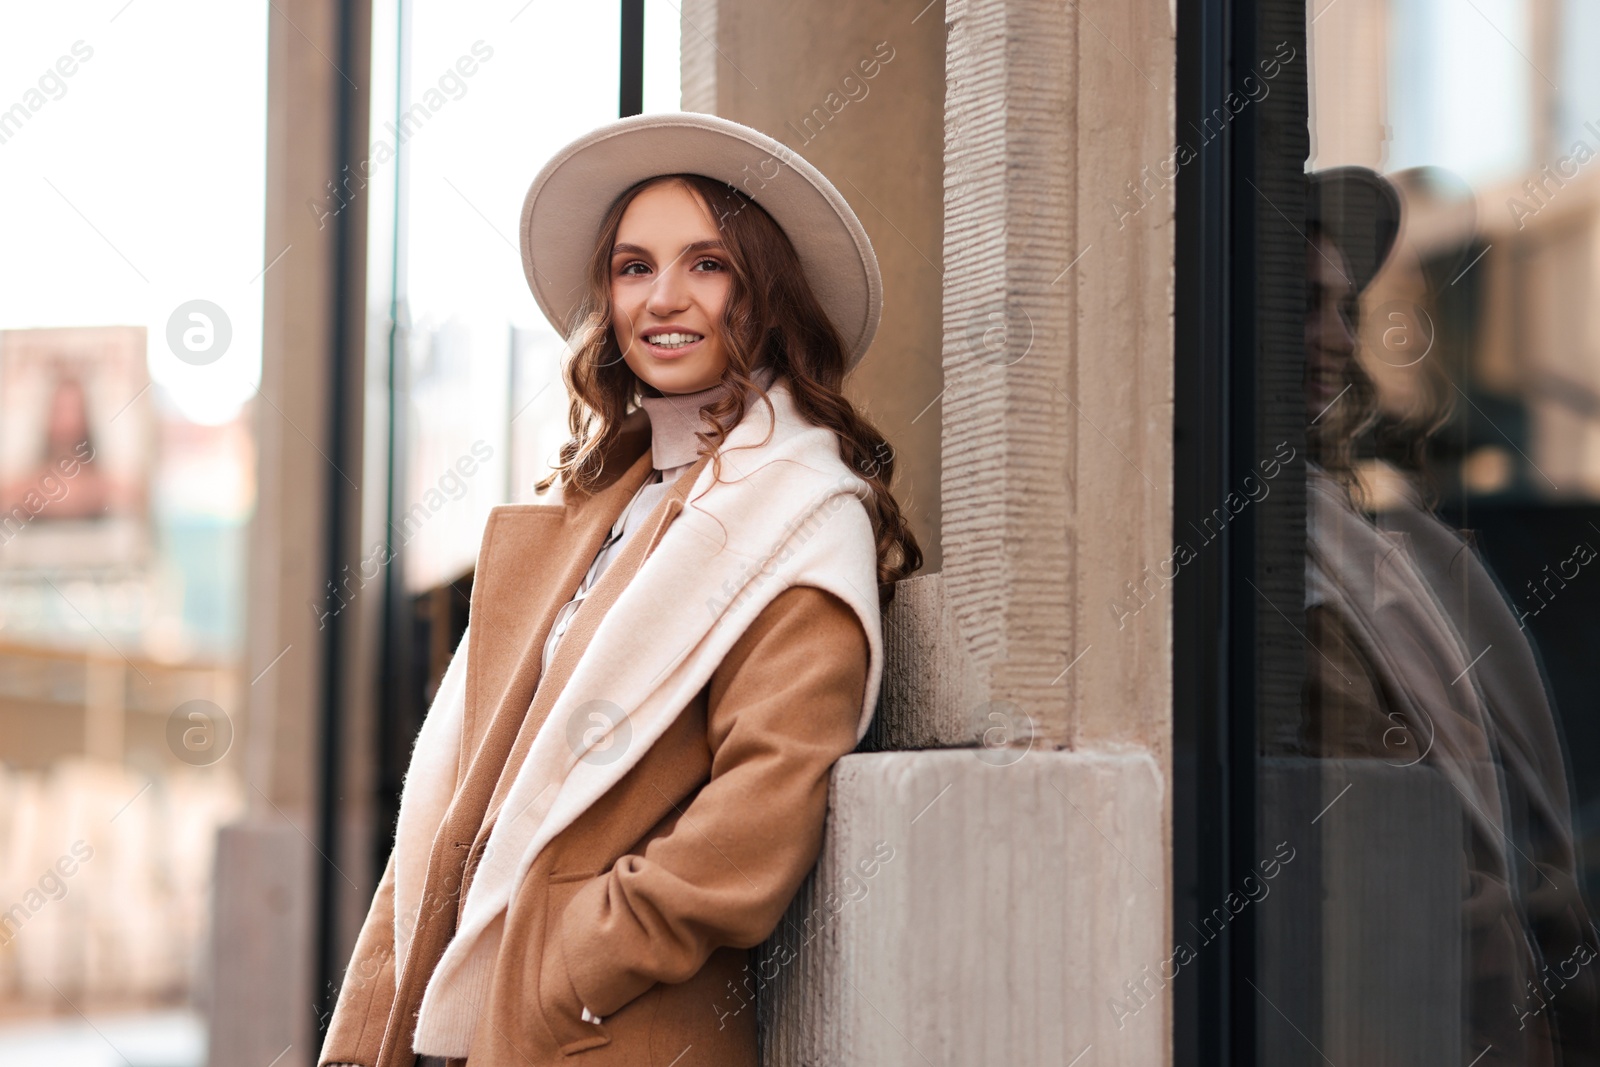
[1305,231,1358,421]
[609,181,733,395]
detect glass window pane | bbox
[381,4,681,593]
[0,3,266,1059]
[1256,1,1600,1060]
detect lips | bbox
[644,330,703,346]
[639,329,706,359]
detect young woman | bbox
[319,113,921,1067]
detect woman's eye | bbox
[618,261,649,276]
[692,258,724,272]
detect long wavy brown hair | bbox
[532,172,923,605]
[1306,221,1381,510]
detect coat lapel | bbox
[459,417,654,775]
[475,447,714,836]
[380,418,661,1066]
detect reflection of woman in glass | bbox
[321,115,922,1067]
[0,373,106,523]
[1301,167,1599,1064]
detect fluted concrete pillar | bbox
[689,0,1178,1062]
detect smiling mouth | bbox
[643,331,705,353]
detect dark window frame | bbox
[1174,0,1308,1062]
[316,0,649,1040]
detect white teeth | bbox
[647,332,703,348]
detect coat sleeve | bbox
[542,583,871,1021]
[316,850,400,1067]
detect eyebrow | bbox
[611,239,726,258]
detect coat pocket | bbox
[537,870,664,1061]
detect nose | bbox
[644,260,690,317]
[1309,285,1355,361]
[1326,298,1356,359]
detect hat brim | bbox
[520,112,883,373]
[1308,166,1402,295]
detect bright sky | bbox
[399,1,681,330]
[0,1,679,426]
[1385,0,1532,184]
[0,1,268,426]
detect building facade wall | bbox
[686,0,1178,1061]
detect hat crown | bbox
[520,112,882,373]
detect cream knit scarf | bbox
[393,376,884,1057]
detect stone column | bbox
[208,1,373,1064]
[682,0,947,573]
[689,0,1178,1063]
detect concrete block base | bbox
[759,749,1167,1066]
[207,819,314,1067]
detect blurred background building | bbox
[1304,0,1600,908]
[0,3,688,1061]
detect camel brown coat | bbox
[317,412,872,1067]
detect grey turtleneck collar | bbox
[636,363,779,471]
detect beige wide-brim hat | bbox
[519,112,883,373]
[1308,166,1401,295]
